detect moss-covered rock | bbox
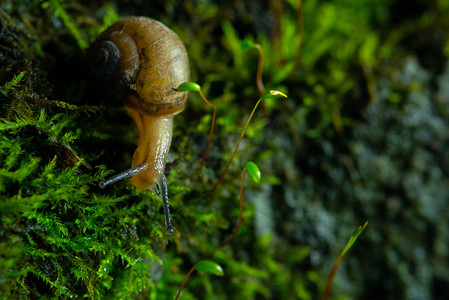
[1,0,449,299]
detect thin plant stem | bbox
[198,89,217,173]
[175,168,247,299]
[253,44,268,118]
[175,267,195,300]
[331,105,343,135]
[213,168,245,252]
[321,222,367,300]
[254,44,265,96]
[321,252,344,300]
[293,0,304,73]
[268,0,283,64]
[211,98,263,192]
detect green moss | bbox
[0,110,168,298]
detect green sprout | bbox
[321,221,368,300]
[175,162,261,299]
[241,40,265,96]
[1,71,26,97]
[212,90,287,192]
[174,82,216,172]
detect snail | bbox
[86,16,190,235]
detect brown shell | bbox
[89,16,190,116]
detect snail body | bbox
[87,16,190,235]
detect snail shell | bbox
[87,16,189,116]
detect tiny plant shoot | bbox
[175,82,217,172]
[175,162,261,300]
[242,40,265,96]
[213,162,261,252]
[321,221,368,300]
[1,71,26,97]
[212,90,287,192]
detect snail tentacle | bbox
[99,163,147,189]
[156,174,173,235]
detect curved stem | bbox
[293,0,304,73]
[213,168,245,252]
[197,90,217,173]
[175,168,247,299]
[211,98,263,192]
[321,253,343,300]
[254,44,265,96]
[321,221,367,300]
[253,44,268,118]
[175,267,195,300]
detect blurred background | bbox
[1,0,449,299]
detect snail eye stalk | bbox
[157,174,173,235]
[99,163,147,189]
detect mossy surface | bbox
[1,0,449,299]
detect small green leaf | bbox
[175,82,201,92]
[343,221,368,255]
[245,161,261,184]
[261,90,288,100]
[193,260,224,276]
[241,39,254,50]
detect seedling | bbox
[212,90,287,192]
[175,82,217,172]
[242,40,265,96]
[0,71,26,97]
[321,221,368,300]
[175,162,261,299]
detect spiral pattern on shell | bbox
[87,16,190,116]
